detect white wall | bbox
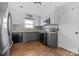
[10,9,25,24]
[56,3,79,54]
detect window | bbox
[24,19,34,28]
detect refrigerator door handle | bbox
[7,12,10,35]
[7,12,13,43]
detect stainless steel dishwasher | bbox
[39,32,47,45]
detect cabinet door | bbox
[23,33,31,43]
[51,33,58,47]
[40,33,44,41]
[12,33,23,44]
[47,33,58,48]
[12,33,19,44]
[23,32,39,43]
[47,33,51,46]
[18,33,23,43]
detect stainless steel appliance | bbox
[0,3,13,56]
[39,32,47,45]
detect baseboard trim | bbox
[58,46,79,54]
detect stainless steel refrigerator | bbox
[0,2,13,56]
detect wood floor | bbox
[11,41,79,56]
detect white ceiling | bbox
[8,2,67,24]
[8,2,66,16]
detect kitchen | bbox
[0,2,79,56]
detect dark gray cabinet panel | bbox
[12,33,23,44]
[39,33,44,43]
[47,33,58,48]
[23,32,39,43]
[39,32,47,45]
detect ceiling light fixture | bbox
[19,5,23,8]
[34,2,41,8]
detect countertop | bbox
[12,30,39,33]
[12,30,58,33]
[47,32,58,33]
[37,31,58,33]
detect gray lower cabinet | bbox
[23,32,39,43]
[12,32,23,44]
[47,33,58,48]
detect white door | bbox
[58,6,79,54]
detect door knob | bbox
[75,32,79,34]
